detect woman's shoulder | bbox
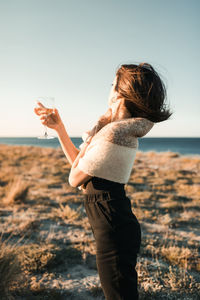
[90,117,153,146]
[89,120,137,148]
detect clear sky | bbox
[0,0,199,137]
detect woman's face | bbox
[107,75,132,121]
[108,76,119,107]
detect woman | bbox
[34,63,172,300]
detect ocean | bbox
[0,137,199,156]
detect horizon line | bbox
[0,136,199,139]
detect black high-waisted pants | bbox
[82,177,142,300]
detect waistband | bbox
[84,188,126,202]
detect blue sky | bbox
[0,0,199,137]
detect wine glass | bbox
[35,97,55,139]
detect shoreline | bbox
[0,143,199,158]
[0,137,200,157]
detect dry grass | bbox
[161,246,200,271]
[17,243,59,273]
[0,144,199,299]
[2,176,30,206]
[53,203,82,223]
[0,234,25,299]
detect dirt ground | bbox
[0,144,199,299]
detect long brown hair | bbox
[115,63,172,123]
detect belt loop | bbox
[107,192,111,200]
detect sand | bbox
[0,144,199,299]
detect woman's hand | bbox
[34,102,63,131]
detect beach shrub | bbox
[2,176,30,205]
[0,236,24,299]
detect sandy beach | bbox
[0,144,199,299]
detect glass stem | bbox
[44,125,48,137]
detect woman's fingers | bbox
[39,112,56,126]
[34,108,53,117]
[40,115,47,120]
[53,108,59,117]
[36,101,46,108]
[34,107,40,115]
[34,107,46,115]
[34,104,61,129]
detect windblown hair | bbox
[115,63,172,122]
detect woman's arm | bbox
[34,104,80,166]
[68,109,113,187]
[68,137,93,187]
[34,103,93,187]
[55,123,80,166]
[55,124,94,187]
